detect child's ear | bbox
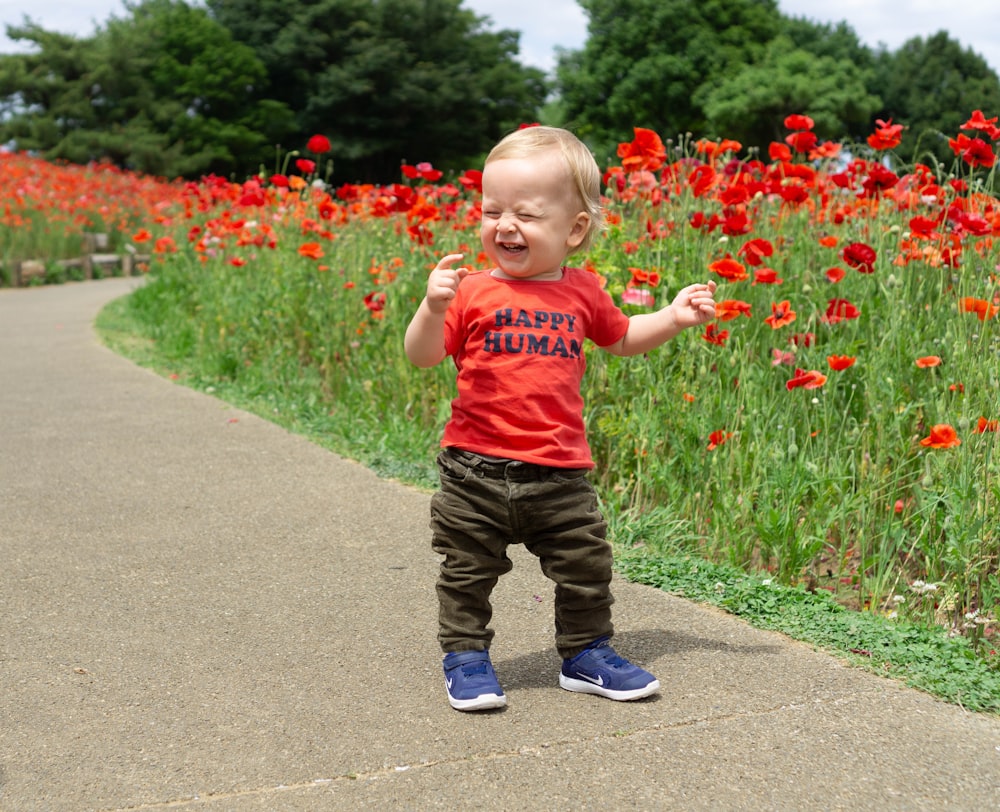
[566,212,590,249]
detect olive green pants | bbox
[430,448,615,660]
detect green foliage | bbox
[873,32,1000,167]
[206,0,549,181]
[558,0,783,160]
[558,1,1000,162]
[702,36,881,147]
[1,1,292,178]
[5,1,1000,183]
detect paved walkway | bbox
[1,278,999,811]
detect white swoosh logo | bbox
[575,673,604,686]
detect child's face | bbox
[480,150,590,282]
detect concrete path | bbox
[1,278,998,811]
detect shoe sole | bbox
[448,692,507,711]
[559,674,660,701]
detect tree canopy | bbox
[556,0,1000,163]
[0,1,290,177]
[205,0,548,180]
[1,0,546,180]
[2,0,998,180]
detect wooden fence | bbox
[2,234,151,288]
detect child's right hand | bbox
[425,253,469,313]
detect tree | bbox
[872,32,1000,167]
[207,0,549,181]
[0,1,292,178]
[702,36,881,150]
[555,0,783,163]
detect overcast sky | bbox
[2,0,998,78]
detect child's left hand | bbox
[670,281,716,328]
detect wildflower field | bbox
[4,115,998,655]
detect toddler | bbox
[405,126,716,710]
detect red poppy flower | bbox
[784,114,815,131]
[765,300,796,329]
[915,355,942,368]
[715,300,752,321]
[721,210,752,236]
[617,127,667,172]
[708,256,749,282]
[920,424,961,449]
[132,228,152,243]
[785,130,818,153]
[962,109,998,131]
[753,267,783,285]
[687,164,717,197]
[823,298,860,323]
[961,110,1000,139]
[401,162,443,182]
[707,430,733,451]
[786,368,827,390]
[458,169,483,193]
[842,242,877,273]
[827,355,856,371]
[809,141,842,161]
[973,417,999,433]
[269,174,290,188]
[958,297,999,321]
[628,267,661,287]
[702,324,729,345]
[769,142,792,162]
[364,291,387,313]
[866,118,905,150]
[825,267,846,283]
[154,236,176,254]
[696,138,742,160]
[306,134,332,154]
[909,215,941,237]
[948,133,996,168]
[789,332,816,347]
[861,164,899,197]
[738,238,774,267]
[295,158,316,174]
[298,242,324,259]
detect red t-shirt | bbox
[442,267,630,468]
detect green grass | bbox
[616,551,1000,713]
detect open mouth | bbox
[499,242,525,254]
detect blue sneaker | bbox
[559,637,660,701]
[443,650,507,711]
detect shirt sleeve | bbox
[584,274,630,347]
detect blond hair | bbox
[485,126,605,254]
